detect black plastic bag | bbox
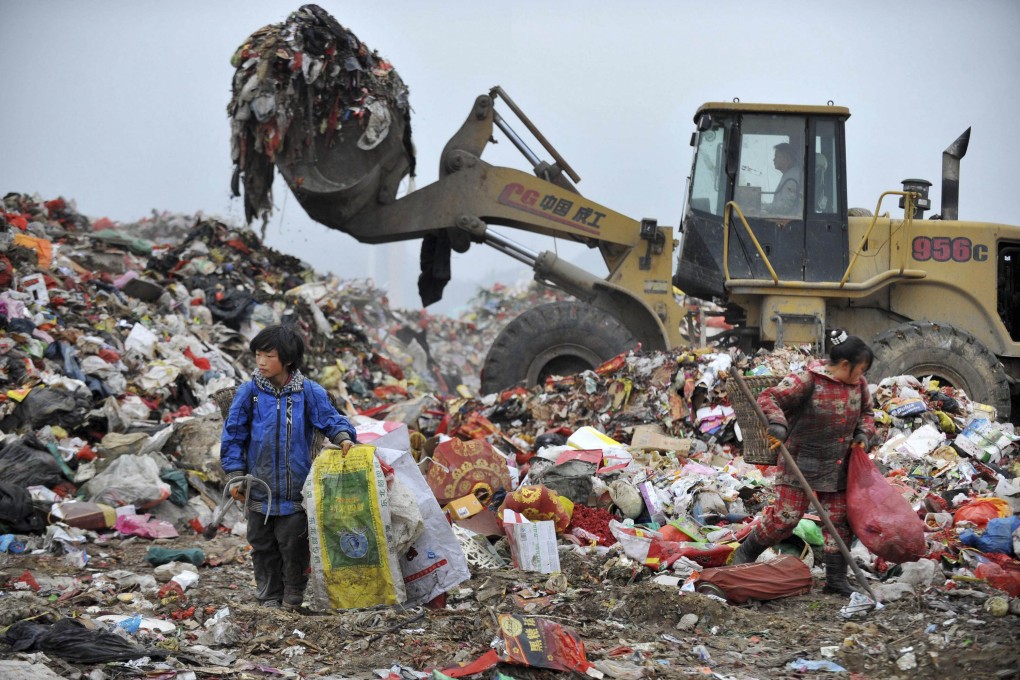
[0,385,91,432]
[0,480,46,533]
[0,433,63,488]
[4,618,168,663]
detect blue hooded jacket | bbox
[220,372,357,515]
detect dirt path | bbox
[2,533,1017,679]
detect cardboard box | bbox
[444,494,484,521]
[629,424,692,455]
[19,273,49,304]
[953,418,1017,464]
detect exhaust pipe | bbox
[941,127,971,220]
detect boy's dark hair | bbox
[249,324,305,372]
[826,328,873,370]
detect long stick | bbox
[730,371,879,604]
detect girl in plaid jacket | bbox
[731,329,876,596]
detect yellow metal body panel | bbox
[728,201,1020,358]
[760,296,826,344]
[840,213,1016,355]
[477,166,684,349]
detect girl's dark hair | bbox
[249,324,305,371]
[826,328,873,370]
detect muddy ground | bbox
[1,532,1018,680]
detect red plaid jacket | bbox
[757,361,875,492]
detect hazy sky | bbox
[2,1,1018,313]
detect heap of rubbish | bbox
[1,192,1018,678]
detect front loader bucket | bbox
[228,5,415,232]
[277,112,414,231]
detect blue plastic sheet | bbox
[961,516,1020,555]
[0,534,27,553]
[787,658,847,672]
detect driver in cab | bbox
[764,142,802,217]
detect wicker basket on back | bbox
[727,375,782,465]
[211,387,239,420]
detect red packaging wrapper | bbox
[426,438,512,506]
[498,614,599,676]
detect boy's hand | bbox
[341,440,353,454]
[225,471,245,502]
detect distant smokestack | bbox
[941,127,971,220]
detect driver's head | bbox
[773,143,796,171]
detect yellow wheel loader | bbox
[235,57,1020,419]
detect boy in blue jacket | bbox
[220,324,357,611]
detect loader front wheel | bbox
[480,302,638,395]
[870,321,1011,420]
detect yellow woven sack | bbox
[304,444,405,609]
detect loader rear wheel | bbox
[870,321,1011,419]
[480,302,637,394]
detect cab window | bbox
[812,120,839,215]
[734,114,806,220]
[688,118,728,217]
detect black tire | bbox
[870,321,1011,419]
[480,302,637,394]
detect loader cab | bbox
[675,102,851,300]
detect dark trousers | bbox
[246,510,310,605]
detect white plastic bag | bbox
[83,454,171,509]
[388,478,425,555]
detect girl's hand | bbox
[766,423,787,449]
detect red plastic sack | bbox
[696,555,812,604]
[953,497,1011,528]
[974,562,1020,597]
[651,541,734,569]
[847,446,926,563]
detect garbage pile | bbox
[397,344,1020,605]
[1,193,1019,677]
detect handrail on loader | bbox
[723,191,926,291]
[489,86,581,186]
[840,190,920,286]
[722,201,781,284]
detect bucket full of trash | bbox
[228,4,416,229]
